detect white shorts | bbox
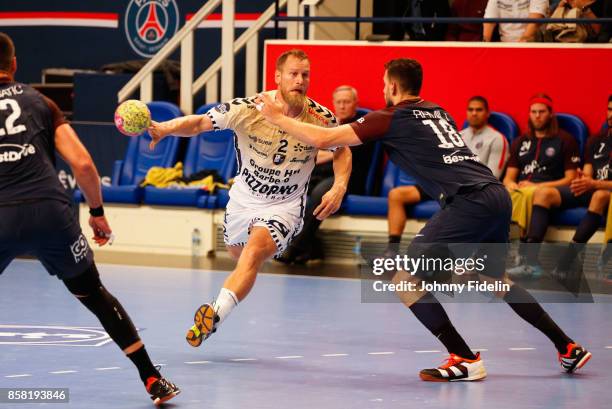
[223,198,304,256]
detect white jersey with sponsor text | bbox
[206,91,337,207]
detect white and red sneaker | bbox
[559,342,592,373]
[419,353,487,382]
[146,376,180,406]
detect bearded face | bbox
[529,103,552,132]
[276,56,310,111]
[280,86,306,111]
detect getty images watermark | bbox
[359,242,607,303]
[369,253,510,294]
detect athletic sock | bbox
[409,292,476,360]
[527,205,550,243]
[524,205,550,265]
[214,287,238,324]
[389,235,401,244]
[127,346,161,384]
[557,241,585,271]
[573,211,602,243]
[503,285,572,354]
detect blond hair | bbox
[275,49,309,70]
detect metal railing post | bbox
[193,0,287,97]
[221,0,235,101]
[180,32,194,114]
[245,36,259,96]
[140,73,153,103]
[275,0,280,39]
[287,0,299,39]
[206,73,219,104]
[355,0,361,40]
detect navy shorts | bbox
[557,186,593,208]
[415,185,432,201]
[407,183,511,279]
[0,200,94,279]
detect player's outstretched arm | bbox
[148,114,213,150]
[257,93,362,149]
[314,146,352,220]
[55,123,112,246]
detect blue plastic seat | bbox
[143,104,236,207]
[355,107,371,119]
[551,207,607,227]
[550,207,588,226]
[340,141,385,213]
[74,101,182,204]
[343,159,440,217]
[548,113,590,225]
[556,113,588,156]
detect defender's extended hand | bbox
[256,93,285,126]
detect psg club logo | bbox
[124,0,179,58]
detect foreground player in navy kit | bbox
[258,58,591,381]
[0,33,178,405]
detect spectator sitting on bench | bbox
[461,96,509,179]
[543,95,611,278]
[504,94,581,278]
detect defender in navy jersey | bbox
[259,58,591,381]
[0,33,178,405]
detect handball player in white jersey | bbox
[148,49,352,347]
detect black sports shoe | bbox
[186,303,219,347]
[146,376,180,406]
[558,343,592,373]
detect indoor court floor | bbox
[1,259,611,409]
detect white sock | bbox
[213,288,238,325]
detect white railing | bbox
[117,0,296,115]
[117,0,220,112]
[194,0,289,105]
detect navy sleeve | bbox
[349,108,393,143]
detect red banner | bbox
[264,41,612,135]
